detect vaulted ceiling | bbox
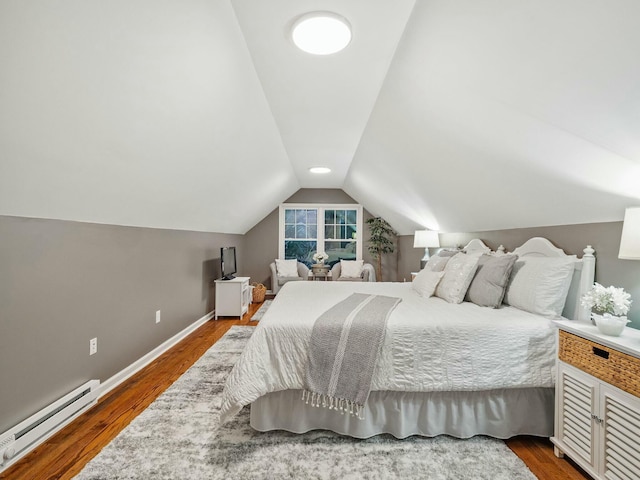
[1,0,639,235]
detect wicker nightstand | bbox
[552,320,640,480]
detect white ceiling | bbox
[1,0,639,235]
[231,0,415,188]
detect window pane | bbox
[325,210,335,224]
[346,225,356,239]
[285,209,295,223]
[286,208,319,240]
[325,225,334,239]
[285,224,295,238]
[295,209,306,223]
[308,209,317,224]
[325,240,357,266]
[336,210,346,225]
[347,210,356,224]
[285,240,316,266]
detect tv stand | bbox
[214,276,250,320]
[221,274,236,281]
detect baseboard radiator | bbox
[0,379,100,471]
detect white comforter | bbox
[219,281,556,423]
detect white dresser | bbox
[214,276,250,320]
[552,320,640,480]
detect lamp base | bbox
[420,249,431,270]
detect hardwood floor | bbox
[2,301,590,480]
[506,437,590,480]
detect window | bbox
[282,208,317,266]
[279,204,363,267]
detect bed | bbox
[219,237,596,439]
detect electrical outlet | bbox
[89,338,97,356]
[155,310,161,324]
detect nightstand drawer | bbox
[559,330,640,398]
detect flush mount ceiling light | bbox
[309,166,332,174]
[292,12,352,55]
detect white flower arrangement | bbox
[581,283,632,317]
[312,251,329,264]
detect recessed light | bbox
[292,12,351,55]
[309,167,332,174]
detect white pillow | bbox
[412,269,445,297]
[340,259,364,278]
[424,255,451,272]
[435,253,480,304]
[503,256,576,318]
[275,259,299,277]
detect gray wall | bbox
[0,215,243,432]
[244,188,399,288]
[11,199,634,436]
[396,235,420,283]
[397,221,640,329]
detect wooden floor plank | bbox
[505,436,590,480]
[2,301,589,479]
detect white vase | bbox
[590,312,602,326]
[591,312,630,336]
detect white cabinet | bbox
[600,384,640,480]
[214,276,250,320]
[552,325,640,480]
[555,363,598,471]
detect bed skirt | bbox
[250,388,554,439]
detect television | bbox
[220,246,237,280]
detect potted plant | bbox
[312,251,329,274]
[366,217,396,282]
[581,283,632,335]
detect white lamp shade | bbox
[413,230,440,248]
[619,207,640,259]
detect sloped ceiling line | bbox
[230,0,416,189]
[1,0,639,235]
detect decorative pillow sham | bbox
[465,254,518,308]
[412,269,445,298]
[340,259,364,278]
[424,250,456,272]
[435,253,480,304]
[503,256,576,318]
[275,259,299,277]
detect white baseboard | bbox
[0,310,214,473]
[97,310,214,400]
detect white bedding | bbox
[219,281,556,423]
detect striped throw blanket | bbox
[302,293,402,419]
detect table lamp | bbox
[414,230,440,267]
[619,207,640,260]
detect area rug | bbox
[250,300,272,321]
[75,326,537,480]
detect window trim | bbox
[278,203,364,261]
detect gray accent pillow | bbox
[465,254,518,308]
